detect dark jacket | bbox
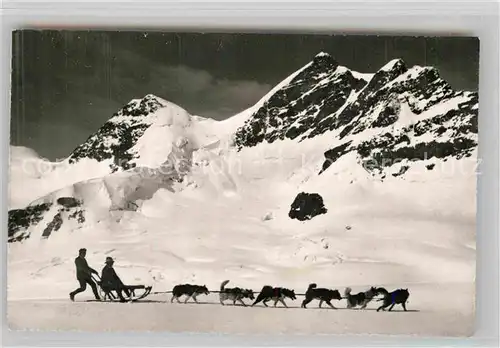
[101,265,124,289]
[75,256,96,280]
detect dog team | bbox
[170,280,410,312]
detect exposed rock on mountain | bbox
[289,192,328,221]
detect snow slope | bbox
[7,52,476,336]
[7,134,476,335]
[8,96,224,212]
[9,146,66,210]
[9,282,474,336]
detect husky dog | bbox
[251,285,297,308]
[219,280,255,306]
[375,287,410,312]
[301,283,342,309]
[171,284,210,303]
[344,286,379,309]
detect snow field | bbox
[8,282,473,336]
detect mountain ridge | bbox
[8,52,478,244]
[233,52,477,179]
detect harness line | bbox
[149,290,353,299]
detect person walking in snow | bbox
[69,248,100,301]
[100,256,130,302]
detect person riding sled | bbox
[100,257,132,302]
[69,248,101,301]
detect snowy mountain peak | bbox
[67,94,201,173]
[112,93,166,118]
[234,53,477,179]
[380,58,406,72]
[8,93,215,243]
[233,54,368,147]
[314,51,331,58]
[311,51,337,69]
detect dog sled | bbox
[92,275,153,302]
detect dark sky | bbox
[10,31,479,160]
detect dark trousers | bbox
[70,278,100,300]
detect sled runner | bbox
[92,275,152,302]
